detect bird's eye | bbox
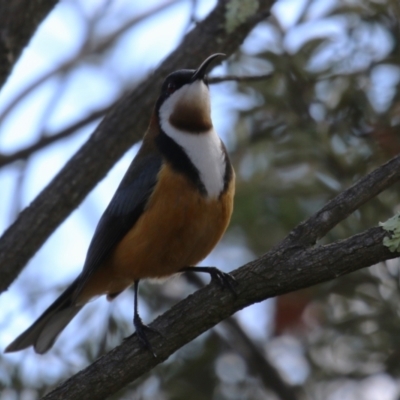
[166,82,176,94]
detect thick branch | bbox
[0,0,273,292]
[43,226,398,400]
[0,0,58,88]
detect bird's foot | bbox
[207,267,238,296]
[182,266,238,296]
[132,315,162,357]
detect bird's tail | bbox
[5,277,83,354]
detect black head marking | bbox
[155,69,195,112]
[155,54,225,112]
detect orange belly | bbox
[79,163,235,301]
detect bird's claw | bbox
[133,315,162,357]
[208,267,238,296]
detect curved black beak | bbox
[191,53,225,82]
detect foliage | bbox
[228,0,400,398]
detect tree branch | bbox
[222,317,299,400]
[40,151,400,399]
[186,273,299,400]
[0,0,273,293]
[42,226,398,400]
[0,73,273,169]
[0,107,109,168]
[0,0,182,127]
[279,154,400,249]
[0,0,58,88]
[208,73,273,84]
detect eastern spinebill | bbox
[6,53,236,354]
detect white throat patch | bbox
[161,124,226,198]
[159,83,226,198]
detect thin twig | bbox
[208,73,273,84]
[93,0,183,54]
[0,107,110,168]
[0,0,181,128]
[8,161,27,223]
[0,73,272,168]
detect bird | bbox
[5,53,236,355]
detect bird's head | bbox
[156,53,224,134]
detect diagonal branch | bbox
[279,154,400,249]
[40,152,400,399]
[0,0,273,293]
[222,317,299,400]
[186,273,299,400]
[42,226,398,400]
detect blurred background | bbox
[1,0,400,399]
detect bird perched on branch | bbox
[5,53,236,355]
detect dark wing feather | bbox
[75,152,162,293]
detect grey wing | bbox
[75,152,162,292]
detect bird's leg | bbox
[133,280,160,357]
[180,266,237,296]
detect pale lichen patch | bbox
[225,0,259,34]
[379,213,400,252]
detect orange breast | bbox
[79,163,235,301]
